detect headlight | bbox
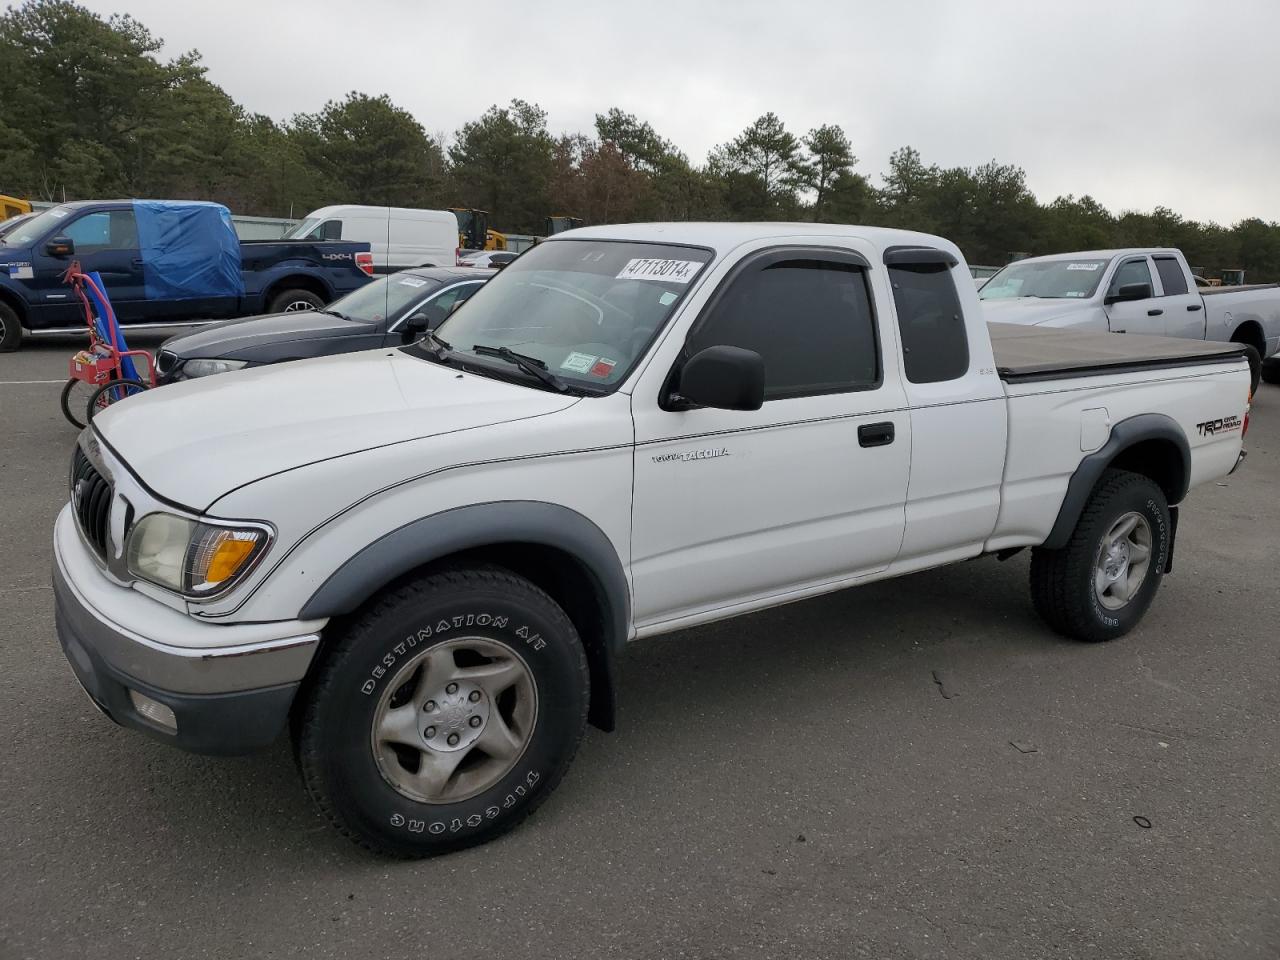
[126,512,271,597]
[183,358,248,378]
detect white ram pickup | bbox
[980,247,1280,391]
[54,223,1252,856]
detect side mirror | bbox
[671,345,765,411]
[46,236,74,257]
[402,312,431,335]
[1106,282,1152,304]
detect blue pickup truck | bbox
[0,199,373,351]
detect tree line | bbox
[3,1,1277,279]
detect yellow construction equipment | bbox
[1,195,33,220]
[450,208,507,251]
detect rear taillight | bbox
[455,247,464,266]
[355,252,374,276]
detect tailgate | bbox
[989,322,1247,383]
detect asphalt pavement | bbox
[1,334,1277,959]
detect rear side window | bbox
[1153,257,1188,296]
[888,263,968,383]
[688,256,879,400]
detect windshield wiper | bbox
[319,308,357,321]
[471,344,569,392]
[422,331,453,361]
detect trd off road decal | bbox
[1195,415,1242,436]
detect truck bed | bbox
[988,321,1246,383]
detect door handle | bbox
[858,421,895,447]
[1147,308,1163,316]
[131,258,144,266]
[1187,304,1202,311]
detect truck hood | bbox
[980,297,1090,326]
[160,310,379,359]
[94,348,579,510]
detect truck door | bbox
[35,207,148,324]
[629,246,911,630]
[1104,256,1164,336]
[1151,254,1205,340]
[884,248,1007,565]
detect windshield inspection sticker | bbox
[7,262,33,280]
[658,290,678,306]
[1067,262,1100,271]
[616,258,701,284]
[589,357,617,378]
[560,352,598,373]
[398,277,428,287]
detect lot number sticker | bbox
[560,352,598,373]
[616,258,701,284]
[1066,263,1100,271]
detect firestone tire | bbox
[1029,469,1170,643]
[295,567,590,858]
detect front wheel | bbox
[86,378,147,422]
[1029,469,1170,642]
[295,567,590,857]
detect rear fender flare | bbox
[1043,413,1190,550]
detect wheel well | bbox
[0,286,27,323]
[323,542,617,732]
[1107,439,1186,505]
[266,275,329,307]
[1230,320,1266,355]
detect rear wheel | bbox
[0,301,21,352]
[1029,469,1170,642]
[268,288,324,314]
[86,377,147,422]
[295,567,590,857]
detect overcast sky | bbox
[81,0,1280,225]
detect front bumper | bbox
[53,505,322,755]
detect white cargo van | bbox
[286,206,457,273]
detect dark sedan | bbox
[156,266,494,384]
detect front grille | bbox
[71,448,112,559]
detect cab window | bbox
[1109,259,1154,297]
[63,210,139,252]
[687,253,879,401]
[1152,257,1189,296]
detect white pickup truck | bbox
[54,223,1252,857]
[979,247,1280,392]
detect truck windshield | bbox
[979,258,1111,300]
[1,206,70,247]
[327,273,441,323]
[422,239,712,391]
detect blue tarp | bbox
[133,200,243,301]
[84,270,142,382]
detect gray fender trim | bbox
[1042,413,1190,550]
[300,500,631,652]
